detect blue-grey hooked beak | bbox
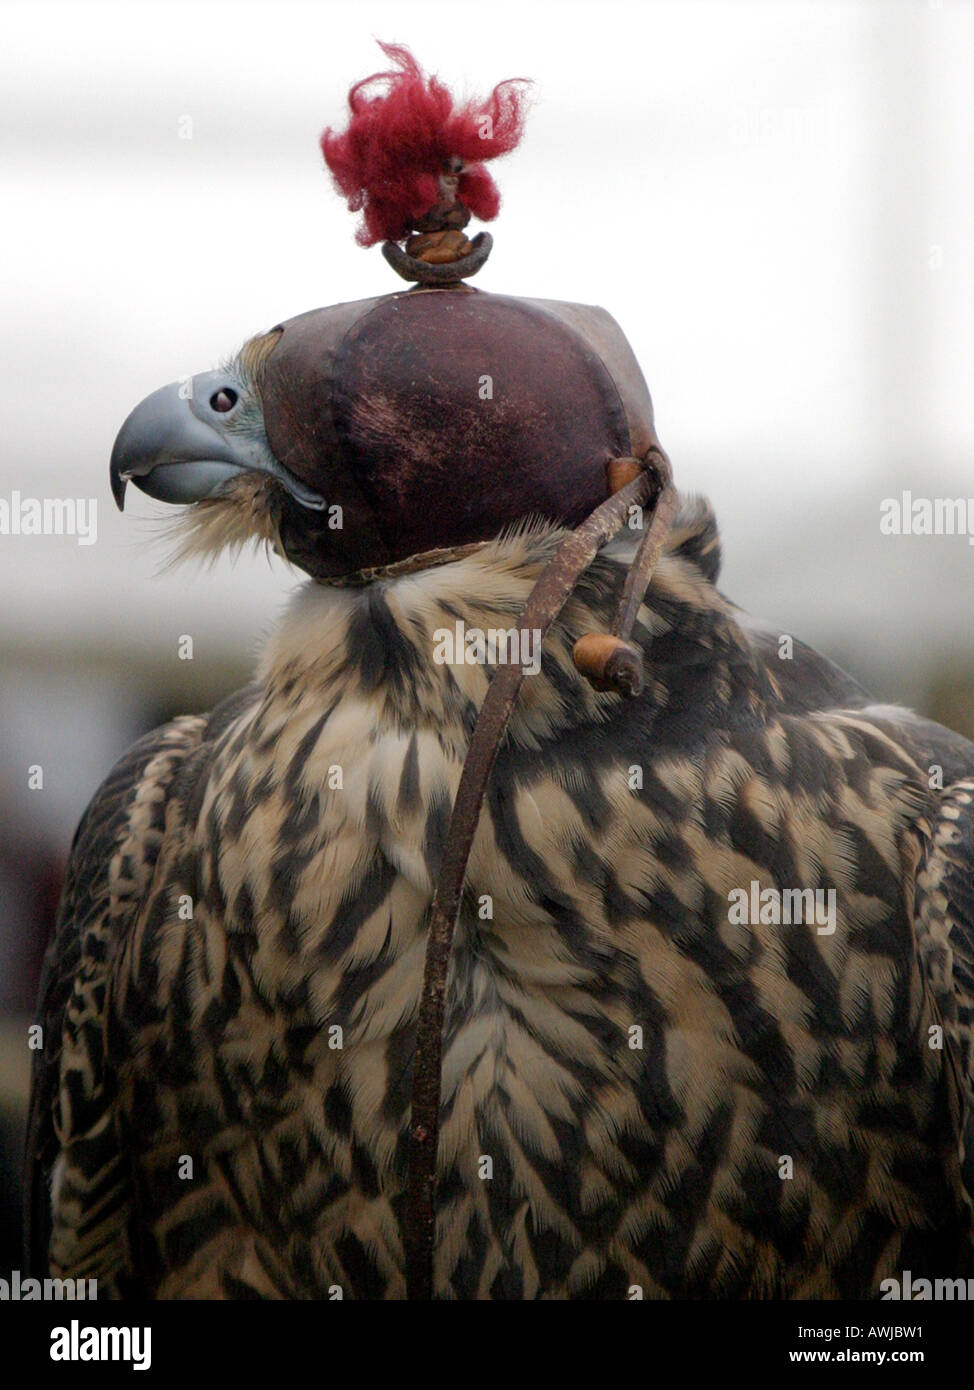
[110,376,326,512]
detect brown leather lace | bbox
[405,446,676,1298]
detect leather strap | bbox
[404,447,676,1299]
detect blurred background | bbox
[2,0,973,1274]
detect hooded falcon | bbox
[25,46,974,1301]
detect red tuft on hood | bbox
[320,42,530,246]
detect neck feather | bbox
[259,496,772,747]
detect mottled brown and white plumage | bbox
[26,490,974,1299]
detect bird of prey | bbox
[25,47,974,1302]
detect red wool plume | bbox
[321,43,530,247]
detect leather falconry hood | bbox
[110,41,679,1303]
[261,287,663,581]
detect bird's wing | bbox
[747,619,974,1199]
[22,691,254,1291]
[912,777,974,1200]
[733,607,873,714]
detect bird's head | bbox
[110,285,662,583]
[111,45,665,591]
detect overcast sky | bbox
[2,0,973,670]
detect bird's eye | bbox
[210,388,238,413]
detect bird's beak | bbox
[110,380,327,512]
